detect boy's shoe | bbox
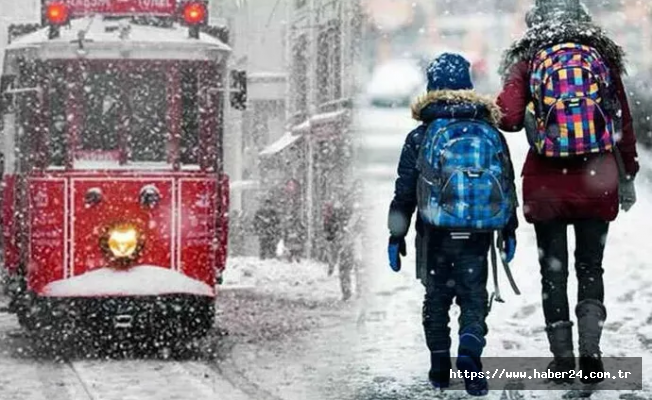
[429,351,452,389]
[456,355,489,396]
[457,332,488,397]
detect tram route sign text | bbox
[62,0,177,17]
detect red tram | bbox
[0,1,243,343]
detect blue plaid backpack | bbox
[416,119,515,231]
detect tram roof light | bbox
[45,2,70,26]
[182,2,208,26]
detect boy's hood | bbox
[411,90,502,126]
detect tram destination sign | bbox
[48,0,178,16]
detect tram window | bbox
[127,67,167,162]
[180,65,199,165]
[79,65,168,164]
[48,65,67,166]
[81,68,121,152]
[17,60,43,169]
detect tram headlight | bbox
[100,223,144,263]
[108,227,138,258]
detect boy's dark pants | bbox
[420,230,491,353]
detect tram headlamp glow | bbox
[100,224,144,263]
[108,227,139,258]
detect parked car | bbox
[365,58,425,108]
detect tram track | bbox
[203,356,287,400]
[0,278,349,400]
[66,362,100,400]
[0,312,275,400]
[55,344,286,400]
[62,358,256,400]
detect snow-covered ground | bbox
[0,259,356,400]
[148,106,652,400]
[0,100,650,399]
[0,255,357,400]
[221,257,344,303]
[345,106,652,399]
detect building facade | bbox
[258,0,361,260]
[211,0,291,256]
[213,0,360,259]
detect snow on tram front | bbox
[0,0,246,345]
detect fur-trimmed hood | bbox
[411,90,502,126]
[499,19,626,80]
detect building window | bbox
[316,20,342,106]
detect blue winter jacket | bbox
[388,90,519,277]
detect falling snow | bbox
[0,0,652,399]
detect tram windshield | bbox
[41,60,217,170]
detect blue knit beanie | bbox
[426,53,474,92]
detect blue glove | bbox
[500,233,516,264]
[388,236,406,272]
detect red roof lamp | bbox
[182,2,207,26]
[45,2,70,26]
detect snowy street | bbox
[333,106,652,399]
[4,0,652,399]
[0,259,359,400]
[1,106,651,400]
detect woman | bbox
[496,0,639,384]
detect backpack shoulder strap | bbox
[530,46,563,116]
[488,231,522,313]
[416,119,459,177]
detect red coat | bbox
[497,60,640,223]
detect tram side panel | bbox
[179,177,217,285]
[28,178,66,293]
[2,174,20,275]
[215,174,229,279]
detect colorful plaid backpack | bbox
[529,43,617,157]
[416,119,515,231]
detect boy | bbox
[387,53,518,396]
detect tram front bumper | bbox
[31,294,215,337]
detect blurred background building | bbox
[214,0,361,259]
[282,0,361,260]
[359,0,652,145]
[0,0,39,66]
[210,0,291,257]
